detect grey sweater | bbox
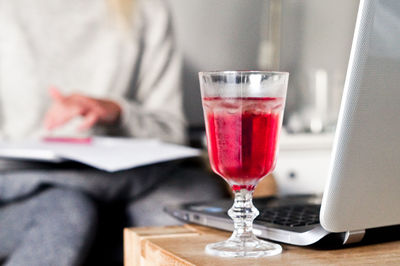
[0,0,185,143]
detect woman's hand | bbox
[44,87,121,131]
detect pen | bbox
[42,137,93,144]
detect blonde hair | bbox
[107,0,136,26]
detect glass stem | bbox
[228,189,259,242]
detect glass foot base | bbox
[205,238,282,258]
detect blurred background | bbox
[167,0,360,194]
[0,1,364,265]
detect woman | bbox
[0,0,185,143]
[0,0,225,265]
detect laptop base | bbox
[165,194,332,246]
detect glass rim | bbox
[198,70,289,76]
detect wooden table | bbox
[124,224,400,265]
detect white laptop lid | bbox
[320,0,400,232]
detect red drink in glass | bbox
[203,97,284,191]
[199,71,288,257]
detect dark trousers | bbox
[0,159,226,266]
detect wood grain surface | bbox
[124,224,400,265]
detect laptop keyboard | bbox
[257,204,321,227]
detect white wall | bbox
[167,0,359,130]
[280,0,359,124]
[167,0,268,127]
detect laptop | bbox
[165,0,400,246]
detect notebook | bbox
[165,0,400,245]
[0,137,200,172]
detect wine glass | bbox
[199,71,289,258]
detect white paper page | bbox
[0,141,64,162]
[0,137,201,172]
[52,137,201,172]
